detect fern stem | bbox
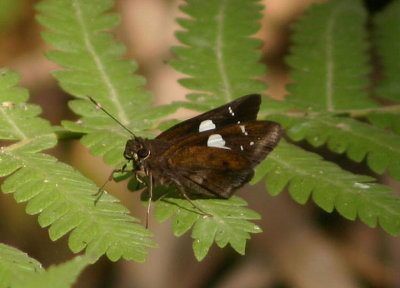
[215,0,232,102]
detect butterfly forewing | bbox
[156,94,262,142]
[160,121,281,166]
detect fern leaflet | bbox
[0,243,43,287]
[374,0,400,103]
[252,141,400,235]
[269,0,400,181]
[170,0,266,107]
[0,244,91,288]
[0,70,155,262]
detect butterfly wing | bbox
[162,121,281,167]
[156,94,261,142]
[162,121,281,198]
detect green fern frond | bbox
[170,0,266,106]
[366,110,400,134]
[0,70,155,262]
[153,195,261,261]
[0,243,44,287]
[286,0,377,111]
[36,0,176,166]
[0,71,53,142]
[2,157,155,262]
[18,255,91,288]
[271,0,400,183]
[272,114,400,181]
[374,1,400,103]
[0,243,91,288]
[252,141,400,235]
[367,1,400,133]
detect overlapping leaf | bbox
[0,243,44,287]
[170,0,266,108]
[36,0,177,166]
[0,244,91,288]
[0,70,155,262]
[153,193,261,261]
[269,114,400,181]
[366,110,400,135]
[252,141,400,235]
[368,1,400,132]
[374,0,400,103]
[274,0,400,182]
[286,0,377,111]
[17,255,91,288]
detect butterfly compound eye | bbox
[137,148,150,159]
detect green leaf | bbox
[154,196,261,261]
[264,0,400,185]
[0,69,155,262]
[15,255,92,288]
[0,243,44,288]
[36,0,174,167]
[0,71,52,142]
[170,0,266,106]
[286,0,377,111]
[374,0,400,103]
[0,243,93,288]
[366,110,400,134]
[253,141,400,235]
[270,114,400,181]
[3,157,156,262]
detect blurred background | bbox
[0,0,399,287]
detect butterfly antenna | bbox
[88,97,136,137]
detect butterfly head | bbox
[124,137,151,164]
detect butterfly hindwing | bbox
[179,168,255,198]
[166,146,254,198]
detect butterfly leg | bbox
[145,173,153,229]
[94,163,132,205]
[132,169,152,229]
[173,181,212,218]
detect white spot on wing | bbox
[354,182,370,189]
[207,134,231,150]
[249,141,254,146]
[240,145,244,151]
[228,106,235,116]
[240,125,248,136]
[199,120,216,132]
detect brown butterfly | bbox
[91,94,281,227]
